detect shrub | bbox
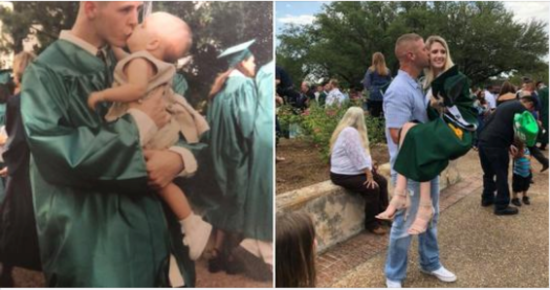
[300,102,386,162]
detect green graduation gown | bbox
[538,87,548,145]
[21,40,197,287]
[206,71,258,239]
[394,67,477,182]
[245,62,274,241]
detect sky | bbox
[275,1,550,36]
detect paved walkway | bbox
[11,258,272,287]
[316,170,549,288]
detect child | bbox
[512,137,533,206]
[276,211,317,288]
[87,12,211,260]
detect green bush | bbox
[297,102,387,162]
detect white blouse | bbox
[330,127,372,175]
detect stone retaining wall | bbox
[276,161,461,253]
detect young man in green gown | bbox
[21,2,203,287]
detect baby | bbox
[88,12,211,260]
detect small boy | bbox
[88,12,211,260]
[512,137,533,206]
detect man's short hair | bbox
[395,33,422,58]
[329,78,339,88]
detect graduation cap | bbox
[218,39,255,68]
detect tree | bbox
[277,1,549,88]
[0,1,273,105]
[157,1,272,104]
[0,2,78,54]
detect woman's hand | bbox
[364,169,378,189]
[364,178,378,189]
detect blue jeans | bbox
[385,174,441,282]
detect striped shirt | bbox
[513,148,531,177]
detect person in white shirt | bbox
[329,106,389,235]
[325,79,347,106]
[484,86,496,110]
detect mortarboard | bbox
[218,39,256,68]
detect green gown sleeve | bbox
[244,62,274,241]
[21,64,148,191]
[234,78,258,140]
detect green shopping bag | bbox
[514,111,539,147]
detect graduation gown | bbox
[0,93,41,270]
[245,62,274,241]
[206,71,258,239]
[394,67,477,182]
[538,87,548,144]
[20,40,197,287]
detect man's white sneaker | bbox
[386,279,402,288]
[420,266,457,282]
[181,215,213,260]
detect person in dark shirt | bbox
[276,66,301,108]
[276,66,293,92]
[478,97,536,215]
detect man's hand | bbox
[509,145,519,156]
[0,167,8,177]
[143,149,184,190]
[129,87,170,129]
[0,132,7,146]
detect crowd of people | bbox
[276,32,548,288]
[0,2,273,287]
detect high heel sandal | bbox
[376,188,411,220]
[407,201,434,235]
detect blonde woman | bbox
[329,107,389,235]
[0,51,41,286]
[376,36,476,235]
[362,52,392,117]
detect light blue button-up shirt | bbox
[383,69,429,174]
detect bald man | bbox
[382,33,456,288]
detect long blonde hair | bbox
[423,36,454,89]
[369,52,389,76]
[329,106,370,155]
[13,51,36,86]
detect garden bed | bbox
[276,137,389,194]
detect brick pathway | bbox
[315,176,482,287]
